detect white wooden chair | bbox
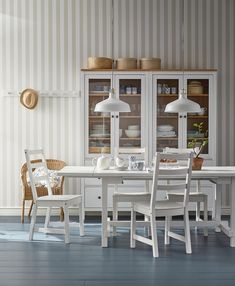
[130,152,193,258]
[25,149,84,243]
[164,147,208,236]
[112,147,149,235]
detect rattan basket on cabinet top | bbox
[88,57,113,69]
[140,58,161,70]
[116,58,137,69]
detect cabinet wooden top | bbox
[81,68,217,72]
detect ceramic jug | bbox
[92,155,112,170]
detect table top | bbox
[57,166,235,180]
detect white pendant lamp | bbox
[165,89,201,113]
[94,0,131,113]
[94,88,130,112]
[165,0,201,113]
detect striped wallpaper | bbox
[0,0,234,213]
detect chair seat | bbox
[168,192,207,202]
[37,194,81,206]
[113,192,150,202]
[134,199,184,216]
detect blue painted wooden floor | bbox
[0,219,235,286]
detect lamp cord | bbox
[111,0,114,90]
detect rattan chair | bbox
[21,159,66,223]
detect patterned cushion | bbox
[26,167,61,188]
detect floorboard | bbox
[0,218,235,286]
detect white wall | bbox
[0,0,234,213]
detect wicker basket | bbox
[88,57,112,69]
[140,58,161,70]
[188,81,203,94]
[116,58,137,70]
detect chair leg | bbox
[60,207,64,221]
[184,210,192,254]
[44,207,51,228]
[63,205,70,244]
[164,216,171,245]
[79,200,84,237]
[203,196,208,237]
[130,207,136,248]
[150,213,159,258]
[112,197,118,237]
[29,204,37,241]
[196,202,200,221]
[28,201,34,219]
[21,200,25,223]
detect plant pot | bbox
[192,157,204,170]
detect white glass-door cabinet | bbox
[81,70,148,211]
[151,71,217,209]
[81,70,217,211]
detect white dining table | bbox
[58,166,235,248]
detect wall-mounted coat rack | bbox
[3,90,81,98]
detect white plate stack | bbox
[90,124,110,137]
[157,125,176,137]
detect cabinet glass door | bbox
[118,78,143,150]
[156,78,179,152]
[88,78,111,154]
[187,79,209,154]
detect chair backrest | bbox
[164,147,199,155]
[117,147,148,163]
[25,149,53,201]
[150,152,193,211]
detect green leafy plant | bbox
[193,122,204,133]
[188,138,208,158]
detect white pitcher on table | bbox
[92,155,113,170]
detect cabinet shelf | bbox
[157,116,178,119]
[89,137,110,140]
[157,94,178,97]
[187,115,208,119]
[187,94,208,97]
[89,93,109,96]
[119,116,141,118]
[120,138,141,140]
[120,94,141,97]
[157,137,178,140]
[89,116,110,119]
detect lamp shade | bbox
[165,89,201,113]
[94,88,131,112]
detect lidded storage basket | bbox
[140,58,161,70]
[187,81,203,94]
[116,58,137,70]
[88,57,112,69]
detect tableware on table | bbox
[132,161,145,171]
[92,155,113,170]
[125,129,141,138]
[115,156,128,169]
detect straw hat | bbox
[20,88,39,109]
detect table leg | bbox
[214,183,222,232]
[230,178,235,247]
[101,178,108,247]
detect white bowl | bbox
[157,125,174,132]
[128,125,140,130]
[125,129,141,138]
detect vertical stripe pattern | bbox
[0,0,234,209]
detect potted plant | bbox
[188,122,208,170]
[188,138,208,170]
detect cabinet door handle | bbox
[116,115,119,118]
[184,115,187,118]
[98,196,101,199]
[111,115,114,118]
[179,115,183,118]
